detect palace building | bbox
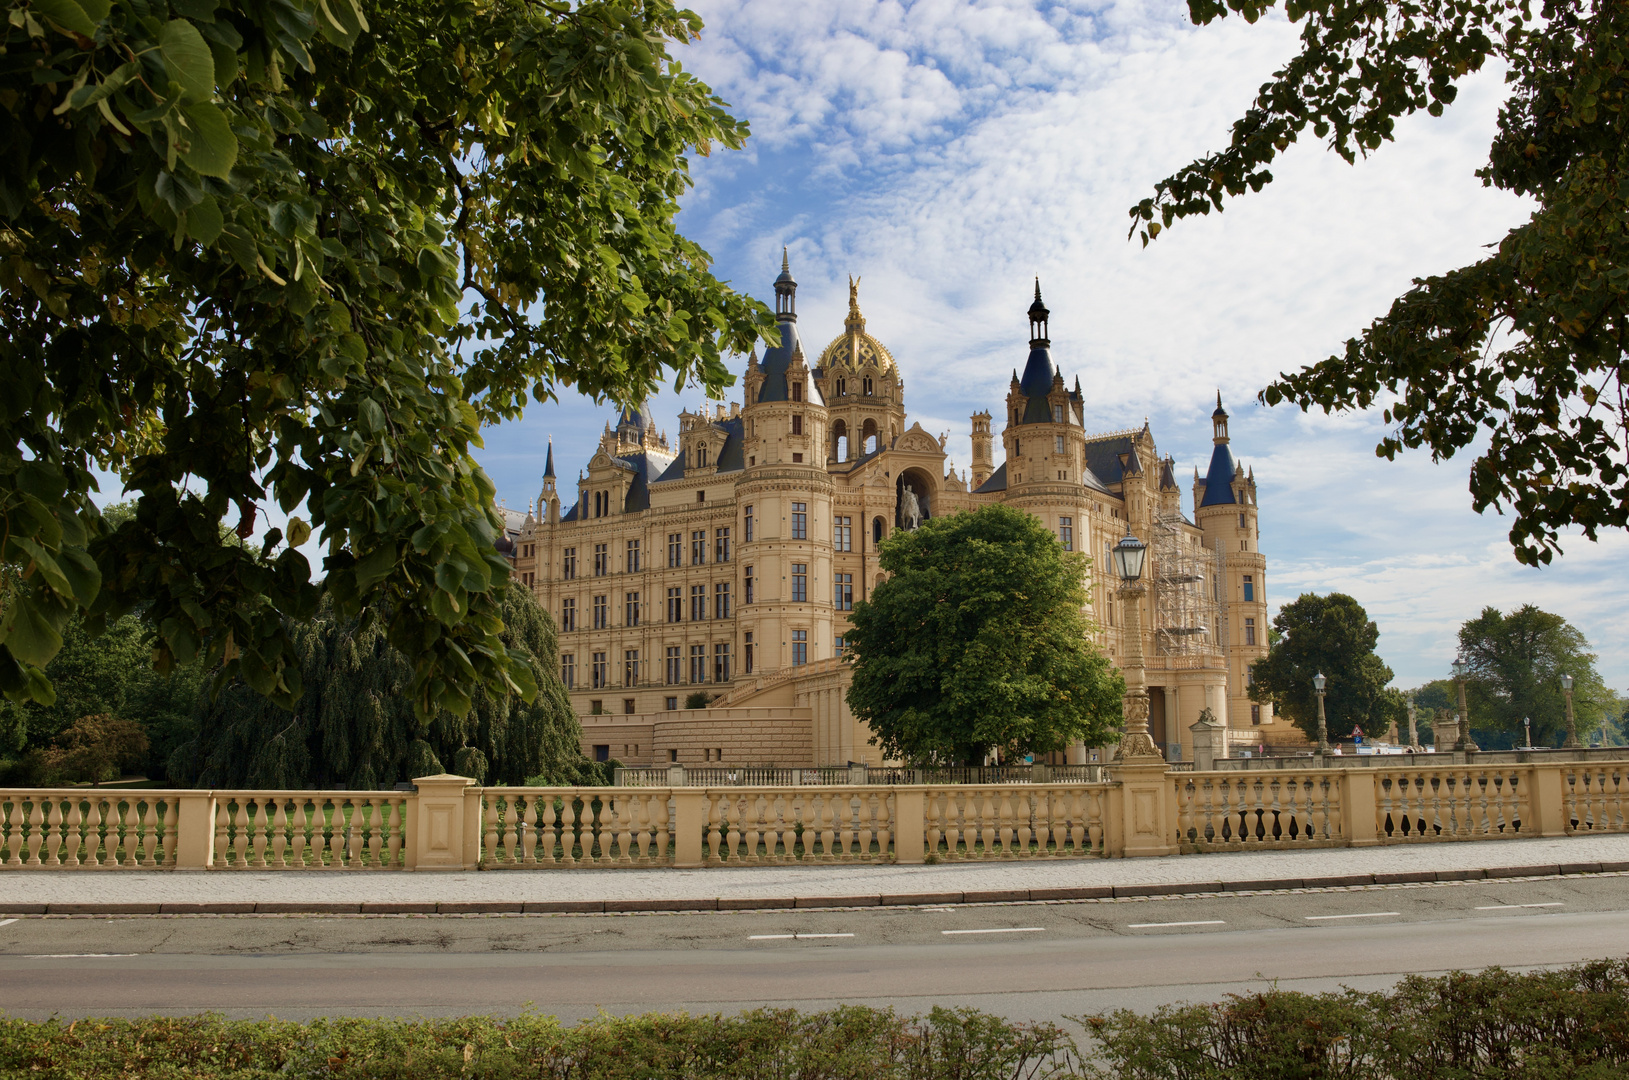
[512,255,1289,767]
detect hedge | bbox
[3,959,1628,1079]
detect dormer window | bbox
[791,382,802,402]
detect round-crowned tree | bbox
[844,504,1123,766]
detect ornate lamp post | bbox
[1561,672,1580,748]
[1112,528,1160,761]
[1451,657,1478,752]
[1313,672,1330,754]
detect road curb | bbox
[3,861,1623,917]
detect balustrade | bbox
[703,788,895,863]
[925,785,1107,859]
[1374,768,1526,841]
[1564,764,1627,835]
[0,791,177,868]
[1177,772,1342,849]
[210,793,409,869]
[479,790,672,867]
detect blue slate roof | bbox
[1199,441,1238,506]
[1015,344,1058,424]
[973,461,1008,493]
[1083,436,1135,488]
[756,320,825,404]
[618,450,676,513]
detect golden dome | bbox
[818,276,896,373]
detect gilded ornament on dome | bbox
[817,275,897,373]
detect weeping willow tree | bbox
[169,586,583,789]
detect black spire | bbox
[773,246,797,322]
[1027,278,1049,346]
[543,437,555,479]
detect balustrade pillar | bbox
[1342,772,1379,846]
[893,788,925,864]
[408,774,477,870]
[672,790,706,867]
[1526,764,1568,837]
[1113,761,1177,857]
[173,793,218,869]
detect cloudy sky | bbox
[478,0,1627,691]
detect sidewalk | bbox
[4,834,1628,915]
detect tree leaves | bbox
[2,0,767,718]
[1135,0,1629,566]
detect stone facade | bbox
[514,257,1291,766]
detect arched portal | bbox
[832,419,848,462]
[895,467,936,530]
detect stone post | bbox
[172,792,217,870]
[409,774,478,871]
[848,762,869,786]
[667,763,687,788]
[1525,763,1569,838]
[893,787,925,864]
[1190,708,1226,772]
[672,790,707,867]
[1113,760,1178,857]
[1341,770,1380,846]
[1115,580,1162,762]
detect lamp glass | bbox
[1111,532,1147,583]
[1451,659,1466,680]
[1562,673,1574,691]
[1313,672,1326,692]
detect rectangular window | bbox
[744,506,754,542]
[561,653,576,689]
[715,528,731,564]
[1245,618,1257,646]
[1059,516,1073,551]
[791,502,807,540]
[1243,575,1255,602]
[625,592,640,627]
[666,587,682,623]
[593,594,608,629]
[1055,434,1065,453]
[1251,704,1262,726]
[1239,512,1247,529]
[623,698,635,715]
[560,598,576,632]
[792,629,807,666]
[744,632,754,674]
[626,539,640,573]
[713,643,731,684]
[623,649,639,686]
[665,696,678,711]
[667,533,683,568]
[834,635,845,657]
[665,646,681,686]
[689,644,706,684]
[791,414,803,435]
[714,582,731,620]
[592,543,608,576]
[690,584,707,621]
[561,548,577,580]
[791,563,807,603]
[744,566,754,605]
[691,530,706,566]
[591,651,608,689]
[834,573,853,611]
[835,516,852,552]
[1246,664,1255,687]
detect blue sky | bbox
[477,0,1628,691]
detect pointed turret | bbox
[773,246,797,322]
[1200,394,1239,507]
[543,438,556,479]
[1027,277,1050,346]
[1014,281,1059,423]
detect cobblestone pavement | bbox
[4,834,1628,906]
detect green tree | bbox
[844,504,1123,767]
[1132,0,1629,566]
[1,0,768,722]
[169,584,585,789]
[1249,593,1398,742]
[1457,605,1606,748]
[34,714,150,786]
[1405,677,1458,745]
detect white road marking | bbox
[1305,912,1400,921]
[0,919,17,928]
[1475,902,1565,910]
[1127,920,1226,929]
[748,933,855,940]
[942,927,1045,935]
[25,954,138,958]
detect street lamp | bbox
[1312,672,1330,753]
[1523,716,1532,750]
[1561,672,1580,748]
[1451,657,1478,753]
[1112,528,1160,761]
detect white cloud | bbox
[482,0,1626,689]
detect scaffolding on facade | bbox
[1152,510,1222,659]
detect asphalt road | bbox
[3,874,1627,1024]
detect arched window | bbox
[861,418,878,455]
[873,517,885,546]
[862,377,873,396]
[836,378,846,397]
[832,419,848,461]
